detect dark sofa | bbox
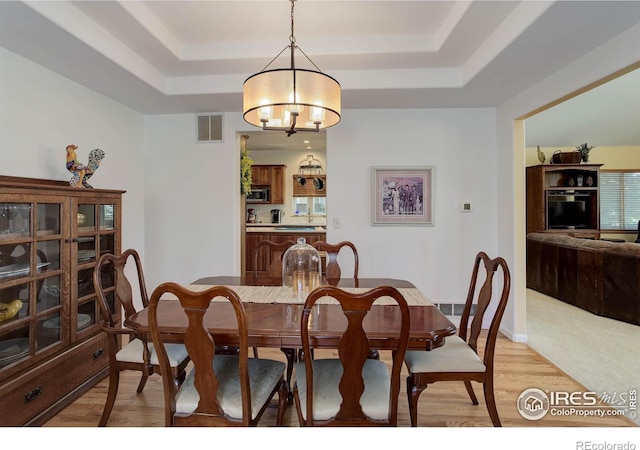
[526,232,640,326]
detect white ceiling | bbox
[1,1,639,150]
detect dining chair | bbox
[404,251,511,427]
[93,249,190,426]
[251,239,295,363]
[149,282,288,426]
[312,240,359,281]
[310,240,372,359]
[253,239,295,278]
[292,285,410,426]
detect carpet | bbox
[526,289,640,425]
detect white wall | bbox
[0,47,146,267]
[142,114,240,290]
[143,108,499,310]
[326,108,498,303]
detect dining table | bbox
[125,276,457,352]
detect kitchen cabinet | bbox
[0,176,124,425]
[251,165,272,186]
[251,165,286,205]
[245,230,325,276]
[526,164,601,239]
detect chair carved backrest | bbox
[253,239,295,278]
[149,283,254,426]
[459,251,511,366]
[299,285,410,426]
[94,249,148,327]
[312,241,359,279]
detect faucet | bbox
[308,211,313,223]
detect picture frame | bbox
[371,166,434,226]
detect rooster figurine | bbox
[65,145,105,188]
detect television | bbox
[548,200,588,228]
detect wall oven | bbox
[246,188,270,203]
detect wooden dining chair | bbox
[253,239,295,278]
[404,251,511,427]
[312,240,359,280]
[93,249,190,426]
[292,285,410,426]
[149,282,288,426]
[251,239,295,361]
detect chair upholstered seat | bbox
[294,359,391,421]
[404,336,486,373]
[176,355,286,420]
[116,338,189,367]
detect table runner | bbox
[161,284,433,306]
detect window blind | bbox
[600,171,640,231]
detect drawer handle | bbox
[25,387,42,402]
[93,348,104,359]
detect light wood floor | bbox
[44,334,636,427]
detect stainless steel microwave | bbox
[246,188,270,203]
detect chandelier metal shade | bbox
[243,0,341,136]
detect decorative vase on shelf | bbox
[576,143,594,164]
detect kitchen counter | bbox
[246,225,326,233]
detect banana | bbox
[0,299,23,321]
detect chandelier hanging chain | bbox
[289,0,296,48]
[258,0,323,74]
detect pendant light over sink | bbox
[242,0,341,137]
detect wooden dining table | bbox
[125,276,456,351]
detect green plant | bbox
[576,143,595,163]
[240,147,253,194]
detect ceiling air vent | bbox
[196,114,223,143]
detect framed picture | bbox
[371,166,434,226]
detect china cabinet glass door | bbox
[0,197,68,372]
[71,199,118,342]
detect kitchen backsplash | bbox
[247,203,326,226]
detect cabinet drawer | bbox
[0,333,108,426]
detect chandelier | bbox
[242,0,341,136]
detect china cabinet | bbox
[0,176,124,425]
[526,164,602,239]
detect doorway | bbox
[238,131,328,274]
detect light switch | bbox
[333,217,342,228]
